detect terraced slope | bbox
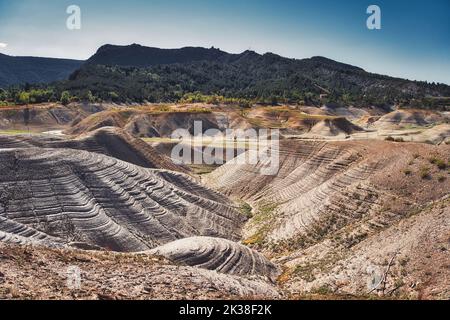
[372,109,448,129]
[0,127,187,172]
[307,118,363,136]
[64,105,368,138]
[205,140,449,297]
[0,103,106,131]
[207,140,449,243]
[0,148,245,251]
[148,236,281,281]
[281,197,449,299]
[65,108,249,138]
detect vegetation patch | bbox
[242,202,278,247]
[419,166,431,180]
[239,201,253,219]
[429,157,447,170]
[403,168,412,175]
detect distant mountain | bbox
[0,53,83,88]
[62,44,450,107]
[2,44,449,109]
[86,44,229,67]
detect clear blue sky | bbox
[0,0,449,84]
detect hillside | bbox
[0,127,188,172]
[205,140,450,298]
[0,148,245,251]
[57,44,450,107]
[0,53,83,88]
[1,44,449,109]
[86,44,229,67]
[0,242,279,299]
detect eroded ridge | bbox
[206,140,449,244]
[148,236,281,281]
[0,148,245,251]
[0,127,187,172]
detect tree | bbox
[18,91,30,105]
[80,90,95,103]
[0,89,7,102]
[60,91,71,106]
[108,91,119,102]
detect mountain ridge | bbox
[0,53,83,88]
[86,43,230,67]
[61,44,450,107]
[86,44,369,74]
[1,44,449,109]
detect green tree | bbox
[80,90,95,103]
[60,91,71,106]
[108,91,119,102]
[18,91,30,105]
[0,88,7,101]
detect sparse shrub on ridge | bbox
[429,157,447,170]
[420,166,431,180]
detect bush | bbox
[239,202,253,219]
[18,91,30,105]
[385,136,395,141]
[420,166,431,180]
[0,88,7,101]
[29,89,54,103]
[429,157,447,170]
[80,90,96,103]
[60,91,71,106]
[108,91,119,102]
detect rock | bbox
[148,236,281,281]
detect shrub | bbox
[18,91,30,105]
[311,285,333,295]
[108,91,119,102]
[60,91,71,106]
[239,202,253,219]
[429,157,447,170]
[420,166,431,180]
[385,136,395,141]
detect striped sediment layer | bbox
[0,147,245,251]
[149,236,281,281]
[0,127,187,172]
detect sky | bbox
[0,0,449,84]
